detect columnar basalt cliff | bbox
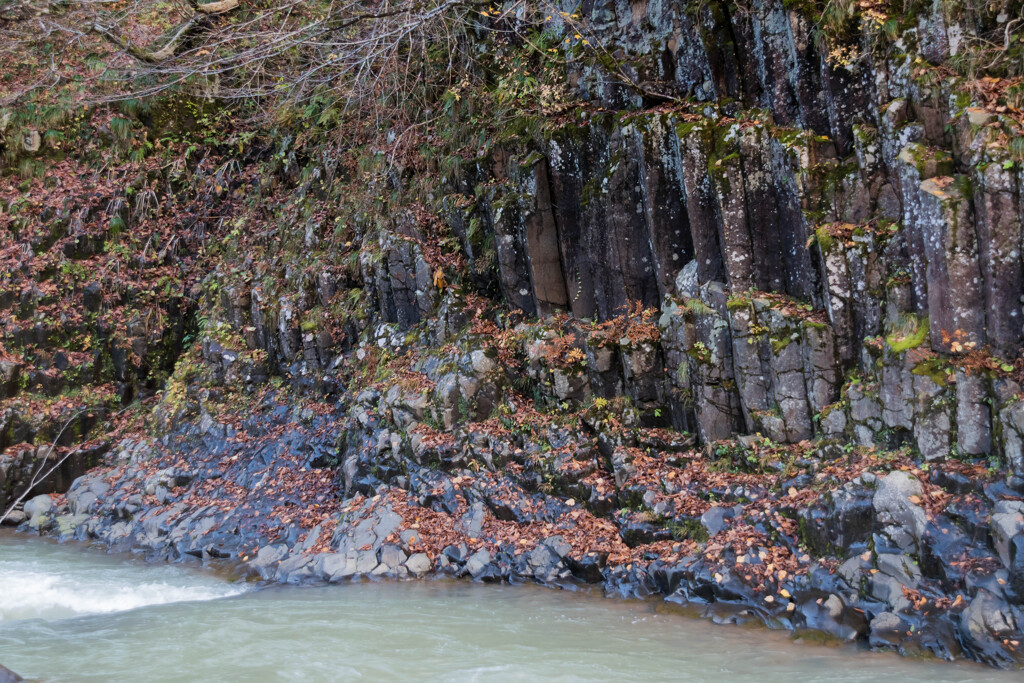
[4,0,1024,669]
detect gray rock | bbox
[961,591,1019,658]
[700,506,737,537]
[527,544,560,572]
[870,611,908,634]
[1,509,25,526]
[1008,534,1024,598]
[849,384,882,424]
[405,553,432,576]
[956,371,991,455]
[320,553,357,582]
[373,509,403,544]
[461,502,485,539]
[54,512,86,537]
[873,471,923,519]
[276,554,315,582]
[876,553,921,588]
[355,549,379,574]
[838,554,870,587]
[0,662,24,683]
[23,494,53,517]
[552,368,589,402]
[325,552,362,581]
[990,500,1024,567]
[379,544,408,572]
[820,407,847,437]
[464,549,492,577]
[469,350,497,376]
[70,490,99,516]
[251,543,289,570]
[914,407,951,462]
[823,594,844,619]
[543,535,571,558]
[872,471,927,553]
[867,573,911,612]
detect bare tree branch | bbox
[0,409,89,527]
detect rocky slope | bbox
[4,0,1024,669]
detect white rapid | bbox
[0,533,246,623]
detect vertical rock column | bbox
[916,176,985,349]
[971,146,1023,358]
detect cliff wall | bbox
[4,0,1024,667]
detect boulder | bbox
[464,549,492,578]
[0,663,23,683]
[405,553,432,576]
[22,494,53,518]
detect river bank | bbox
[0,532,1016,682]
[9,388,1024,669]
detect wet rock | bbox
[524,539,570,584]
[54,513,89,538]
[801,484,875,556]
[143,468,193,495]
[876,553,921,588]
[0,663,23,683]
[442,543,469,566]
[869,611,910,649]
[0,509,25,526]
[960,591,1021,667]
[866,573,912,612]
[566,551,607,584]
[251,543,289,575]
[67,476,111,516]
[930,467,975,495]
[990,500,1024,568]
[798,592,867,642]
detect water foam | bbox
[0,562,246,622]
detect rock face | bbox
[130,0,1022,476]
[4,0,1023,484]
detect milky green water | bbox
[0,533,1011,682]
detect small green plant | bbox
[886,314,929,353]
[669,519,709,543]
[690,341,711,364]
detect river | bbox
[0,532,1011,681]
